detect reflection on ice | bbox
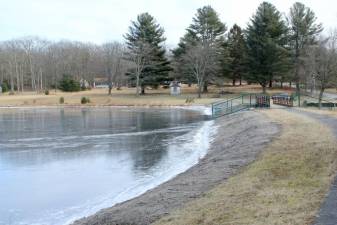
[0,107,215,225]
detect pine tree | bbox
[124,13,171,94]
[187,6,226,44]
[288,2,323,105]
[171,32,198,85]
[226,24,247,86]
[246,2,289,93]
[172,6,226,94]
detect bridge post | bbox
[211,103,214,117]
[249,94,252,107]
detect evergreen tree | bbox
[187,6,226,44]
[173,6,226,93]
[246,2,289,93]
[288,2,323,105]
[124,13,171,94]
[226,24,247,86]
[171,32,198,85]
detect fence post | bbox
[230,100,232,113]
[211,103,214,117]
[250,94,252,107]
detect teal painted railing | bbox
[211,93,270,118]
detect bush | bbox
[45,90,49,95]
[185,97,195,103]
[303,100,307,107]
[59,97,64,104]
[306,102,337,108]
[59,75,81,92]
[81,97,90,104]
[1,82,9,93]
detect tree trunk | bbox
[203,81,208,93]
[136,73,140,96]
[141,85,145,95]
[15,64,20,93]
[239,77,242,86]
[318,87,325,109]
[9,63,14,92]
[39,68,43,91]
[269,79,272,88]
[232,79,236,86]
[197,82,202,98]
[20,66,24,92]
[296,82,301,107]
[280,81,283,88]
[262,84,266,94]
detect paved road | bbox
[291,109,337,225]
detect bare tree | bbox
[101,42,126,94]
[305,32,337,108]
[182,41,219,98]
[0,37,131,93]
[126,40,153,96]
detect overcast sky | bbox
[1,0,336,48]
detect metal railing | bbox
[299,92,337,110]
[211,94,268,118]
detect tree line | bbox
[1,1,336,103]
[0,37,130,93]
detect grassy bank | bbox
[153,109,337,225]
[0,85,293,107]
[0,87,221,107]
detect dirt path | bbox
[291,109,337,225]
[71,111,280,225]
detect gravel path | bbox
[72,110,280,225]
[291,109,337,225]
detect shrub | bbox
[59,75,81,92]
[81,97,90,104]
[185,97,195,103]
[306,102,337,108]
[303,100,307,107]
[45,90,49,95]
[59,97,64,104]
[1,82,9,93]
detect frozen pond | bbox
[0,107,214,225]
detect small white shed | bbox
[170,81,181,95]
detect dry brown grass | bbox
[299,107,337,117]
[153,109,337,225]
[0,85,293,107]
[0,87,218,107]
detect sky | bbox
[0,0,336,48]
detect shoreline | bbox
[0,105,213,117]
[0,104,209,109]
[72,110,280,225]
